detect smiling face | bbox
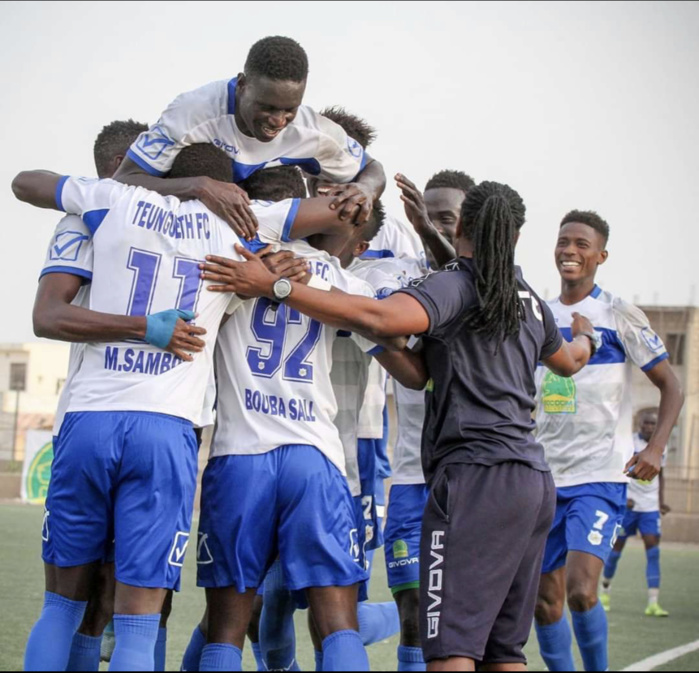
[423,187,466,244]
[235,74,306,143]
[555,221,608,285]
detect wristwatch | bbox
[272,277,293,302]
[580,330,602,357]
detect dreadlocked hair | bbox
[460,181,526,346]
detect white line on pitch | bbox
[622,639,699,672]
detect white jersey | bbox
[127,78,366,183]
[628,433,666,512]
[354,257,428,485]
[535,286,669,488]
[364,213,427,266]
[40,214,93,437]
[211,199,380,475]
[55,176,244,425]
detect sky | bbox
[1,1,698,343]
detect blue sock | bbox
[571,603,608,672]
[604,550,622,581]
[646,546,661,589]
[535,615,576,672]
[261,561,298,670]
[154,627,167,671]
[181,624,207,672]
[322,630,369,672]
[109,613,160,672]
[315,650,323,672]
[67,632,103,671]
[24,592,87,671]
[358,602,400,645]
[200,644,242,671]
[397,645,426,671]
[250,642,265,672]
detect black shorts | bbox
[419,461,555,664]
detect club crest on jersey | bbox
[346,137,362,158]
[50,231,89,262]
[541,371,577,414]
[168,532,190,567]
[587,530,603,546]
[640,327,664,353]
[137,125,175,160]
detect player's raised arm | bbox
[12,170,62,209]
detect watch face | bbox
[274,278,292,300]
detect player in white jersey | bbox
[395,169,475,269]
[533,210,684,673]
[33,119,152,670]
[601,411,671,616]
[115,37,386,239]
[14,145,255,672]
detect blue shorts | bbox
[196,445,367,593]
[375,406,392,479]
[619,509,661,538]
[356,438,382,556]
[542,482,627,575]
[43,411,198,591]
[384,484,429,591]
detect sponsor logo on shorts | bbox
[542,371,577,414]
[393,539,409,559]
[427,530,445,639]
[168,532,190,567]
[25,440,54,505]
[196,533,214,565]
[41,509,50,542]
[388,558,419,570]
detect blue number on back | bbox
[126,247,204,317]
[126,249,161,316]
[247,300,322,383]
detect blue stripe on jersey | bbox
[40,266,93,282]
[559,326,626,365]
[240,235,269,254]
[82,209,110,235]
[353,151,368,181]
[368,345,385,357]
[591,284,603,299]
[55,175,70,211]
[227,77,238,115]
[361,250,396,260]
[641,352,669,372]
[233,160,268,183]
[281,198,301,243]
[126,149,166,177]
[279,157,322,176]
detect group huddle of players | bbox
[13,36,684,673]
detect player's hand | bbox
[660,503,672,516]
[198,178,258,241]
[625,443,663,481]
[200,245,277,298]
[571,312,595,338]
[167,318,207,361]
[395,173,431,234]
[626,498,635,510]
[317,182,373,224]
[145,309,207,361]
[260,249,309,283]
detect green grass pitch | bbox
[1,503,698,671]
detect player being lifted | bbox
[533,211,684,672]
[199,180,598,672]
[601,410,672,617]
[13,145,257,672]
[114,36,386,238]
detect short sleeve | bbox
[40,215,93,283]
[126,79,229,177]
[57,177,133,234]
[250,198,301,246]
[539,300,564,360]
[397,265,477,338]
[314,114,367,183]
[613,298,669,372]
